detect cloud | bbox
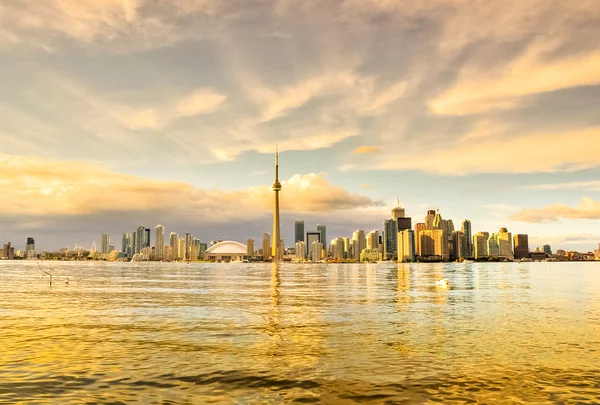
[176,88,227,117]
[510,197,600,223]
[526,181,600,191]
[353,146,381,154]
[374,127,600,174]
[0,154,381,219]
[429,44,600,116]
[120,108,160,130]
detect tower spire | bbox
[272,146,282,262]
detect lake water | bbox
[0,261,599,404]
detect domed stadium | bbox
[204,241,247,262]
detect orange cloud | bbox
[353,146,381,154]
[510,197,600,223]
[430,45,600,115]
[0,154,381,219]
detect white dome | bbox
[205,241,247,255]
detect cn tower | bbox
[271,147,282,261]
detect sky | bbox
[1,0,600,252]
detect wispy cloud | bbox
[526,181,600,191]
[510,197,600,223]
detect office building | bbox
[317,224,327,250]
[461,220,472,258]
[331,237,344,260]
[185,233,192,260]
[392,206,406,220]
[487,234,499,257]
[135,226,145,254]
[419,229,448,260]
[262,233,271,260]
[310,241,324,262]
[295,241,306,260]
[199,243,208,259]
[366,231,379,250]
[306,232,321,260]
[360,249,382,262]
[473,233,488,259]
[155,225,165,260]
[383,219,397,260]
[26,237,35,254]
[169,232,178,257]
[352,230,366,257]
[497,228,513,260]
[397,229,415,262]
[452,231,464,260]
[101,234,110,254]
[514,234,529,259]
[177,238,186,260]
[144,228,151,248]
[294,221,305,243]
[414,223,427,256]
[425,210,437,229]
[247,238,255,257]
[543,245,552,255]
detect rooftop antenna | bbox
[397,198,400,208]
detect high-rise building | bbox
[496,228,513,260]
[461,220,472,258]
[155,225,165,260]
[272,149,282,262]
[451,231,464,260]
[295,241,306,260]
[178,238,186,260]
[317,224,327,250]
[294,221,305,243]
[366,231,379,250]
[473,232,488,259]
[514,234,529,259]
[425,210,437,229]
[190,244,200,261]
[310,241,324,262]
[487,234,499,257]
[306,232,321,260]
[383,219,397,260]
[419,229,448,260]
[199,243,208,259]
[350,239,360,261]
[247,238,255,257]
[392,206,406,220]
[185,233,192,260]
[25,237,35,253]
[331,238,344,260]
[352,230,366,257]
[543,245,552,255]
[262,233,271,261]
[135,226,145,254]
[144,228,151,248]
[101,234,110,254]
[414,223,427,256]
[169,232,178,258]
[397,229,415,262]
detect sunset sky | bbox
[1,0,600,251]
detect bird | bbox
[65,278,70,285]
[436,278,450,288]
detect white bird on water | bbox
[436,278,450,288]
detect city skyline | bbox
[0,1,599,252]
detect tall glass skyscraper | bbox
[294,221,305,243]
[461,220,472,258]
[317,224,327,250]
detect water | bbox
[0,261,599,404]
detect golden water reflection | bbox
[0,261,599,404]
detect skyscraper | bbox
[397,229,415,262]
[294,221,305,243]
[135,226,145,254]
[25,237,35,253]
[414,223,427,256]
[352,230,366,257]
[262,233,271,261]
[419,230,448,260]
[425,210,436,229]
[383,219,397,260]
[155,225,165,260]
[461,220,472,258]
[185,233,192,260]
[473,232,489,259]
[514,234,529,259]
[144,228,151,248]
[543,245,552,255]
[331,238,344,260]
[317,224,327,250]
[392,205,406,220]
[295,241,306,260]
[366,231,379,250]
[101,234,110,254]
[306,232,321,260]
[272,149,282,262]
[169,232,178,258]
[496,228,513,260]
[452,231,464,260]
[310,241,324,262]
[247,238,255,257]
